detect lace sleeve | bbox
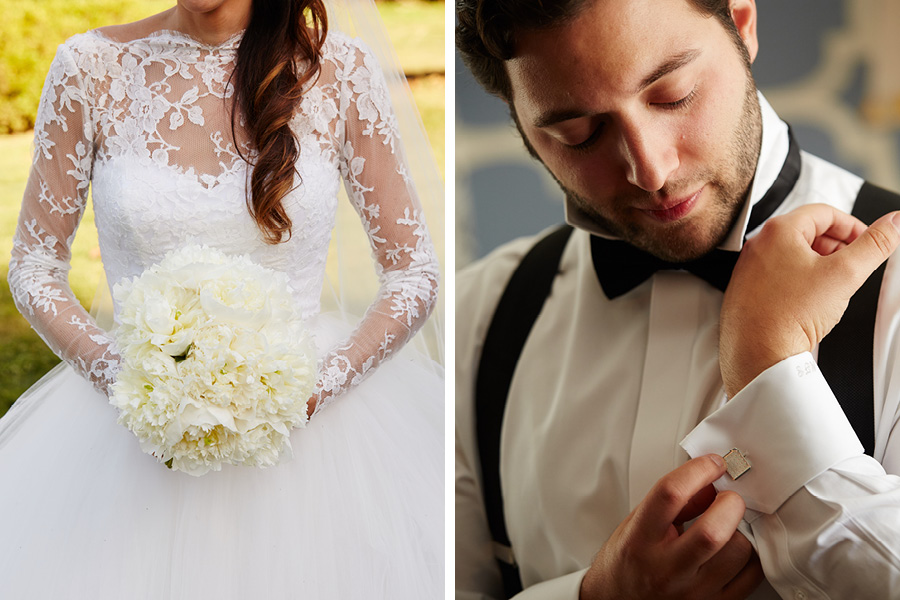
[7,40,121,396]
[311,39,440,414]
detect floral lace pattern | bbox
[8,28,439,411]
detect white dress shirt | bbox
[456,94,900,600]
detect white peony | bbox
[110,245,317,476]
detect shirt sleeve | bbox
[8,40,121,397]
[681,353,900,598]
[310,38,439,414]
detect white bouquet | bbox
[109,245,317,476]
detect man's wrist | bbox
[720,337,802,398]
[683,352,864,513]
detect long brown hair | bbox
[232,0,328,244]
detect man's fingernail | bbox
[710,454,725,468]
[891,212,900,232]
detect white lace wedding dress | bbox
[0,26,442,599]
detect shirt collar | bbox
[564,91,790,252]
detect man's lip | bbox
[639,187,704,223]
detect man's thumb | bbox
[843,211,900,286]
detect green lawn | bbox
[0,0,175,133]
[0,0,444,417]
[377,0,444,76]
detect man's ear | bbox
[730,0,758,63]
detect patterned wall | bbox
[455,0,900,268]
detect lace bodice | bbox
[8,28,439,412]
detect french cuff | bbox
[680,352,864,514]
[515,568,589,599]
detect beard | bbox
[514,74,763,263]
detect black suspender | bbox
[818,182,900,457]
[474,225,574,598]
[474,183,900,598]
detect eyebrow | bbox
[531,48,702,129]
[637,49,701,92]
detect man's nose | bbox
[619,123,679,192]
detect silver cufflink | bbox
[723,448,751,480]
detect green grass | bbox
[0,1,444,417]
[0,266,63,416]
[409,74,445,174]
[377,0,444,76]
[0,0,174,133]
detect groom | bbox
[456,0,900,598]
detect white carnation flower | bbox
[110,245,316,476]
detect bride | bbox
[0,0,443,597]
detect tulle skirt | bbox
[0,315,444,599]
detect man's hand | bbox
[719,204,900,397]
[580,455,763,599]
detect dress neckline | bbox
[90,27,245,52]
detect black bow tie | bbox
[591,127,801,299]
[591,240,741,297]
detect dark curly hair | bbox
[232,0,328,244]
[456,0,742,102]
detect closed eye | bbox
[656,86,697,111]
[569,123,604,152]
[567,85,696,151]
